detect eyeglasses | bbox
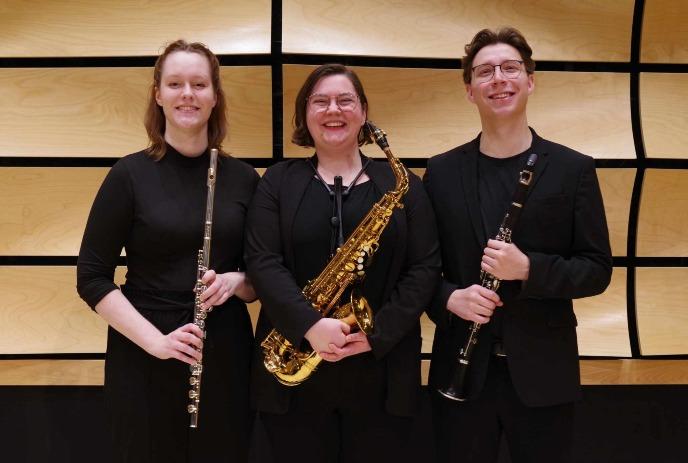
[308,93,359,112]
[471,60,524,83]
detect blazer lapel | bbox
[281,159,314,270]
[459,137,488,246]
[525,129,550,199]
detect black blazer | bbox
[424,129,612,407]
[245,156,440,416]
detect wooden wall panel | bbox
[0,67,272,158]
[284,0,633,61]
[528,72,634,159]
[637,170,688,256]
[5,358,686,387]
[283,67,631,159]
[640,73,688,159]
[641,0,688,63]
[0,266,125,354]
[0,168,108,256]
[579,360,688,385]
[636,268,688,355]
[0,0,271,57]
[597,168,634,256]
[574,267,630,357]
[0,360,103,386]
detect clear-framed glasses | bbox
[308,92,359,112]
[471,60,524,83]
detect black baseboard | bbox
[2,385,687,463]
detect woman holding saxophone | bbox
[77,40,258,462]
[245,64,441,462]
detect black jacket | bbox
[424,130,612,406]
[245,156,441,416]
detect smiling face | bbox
[155,51,217,137]
[305,74,367,152]
[466,43,534,123]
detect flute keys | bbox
[187,404,198,414]
[189,390,199,399]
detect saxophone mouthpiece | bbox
[365,121,389,150]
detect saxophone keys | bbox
[344,262,355,272]
[357,264,364,271]
[357,257,364,264]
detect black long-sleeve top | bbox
[245,156,441,415]
[77,145,259,311]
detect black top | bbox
[293,178,394,314]
[77,144,260,311]
[477,149,529,343]
[245,157,441,415]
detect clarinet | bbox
[437,153,538,402]
[188,148,218,428]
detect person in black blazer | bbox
[245,64,440,463]
[424,27,612,463]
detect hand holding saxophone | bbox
[447,285,503,325]
[481,239,530,281]
[321,331,372,362]
[304,318,350,354]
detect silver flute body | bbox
[188,148,218,428]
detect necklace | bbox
[307,155,371,255]
[307,155,371,197]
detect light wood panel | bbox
[636,267,688,355]
[421,313,435,354]
[284,0,633,61]
[641,0,688,63]
[0,66,272,158]
[283,67,632,159]
[574,267,630,357]
[0,266,125,354]
[4,359,687,386]
[597,168,635,256]
[637,170,688,256]
[0,168,109,256]
[579,360,688,385]
[0,360,104,386]
[0,0,270,57]
[528,72,634,159]
[640,73,688,158]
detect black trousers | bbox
[257,353,417,463]
[432,356,574,463]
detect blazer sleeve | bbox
[422,162,456,332]
[244,165,322,346]
[368,174,442,359]
[76,160,133,309]
[520,155,612,299]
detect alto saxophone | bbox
[188,148,218,428]
[261,121,409,386]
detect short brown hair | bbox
[144,39,228,159]
[291,63,373,147]
[462,27,536,84]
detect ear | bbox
[155,87,162,106]
[465,83,475,104]
[527,74,535,95]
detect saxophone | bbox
[261,121,409,386]
[188,148,218,428]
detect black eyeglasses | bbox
[471,60,524,83]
